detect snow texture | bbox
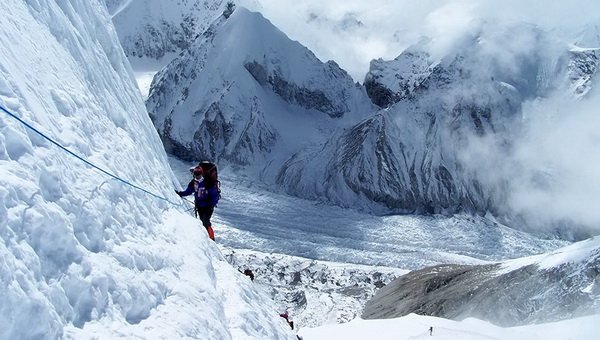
[0,1,294,339]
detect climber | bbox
[176,165,220,240]
[243,269,255,281]
[279,311,294,330]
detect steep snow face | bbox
[362,237,600,326]
[106,0,227,60]
[0,0,174,336]
[0,1,294,339]
[278,24,600,224]
[146,7,374,167]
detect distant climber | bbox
[176,164,220,240]
[429,326,433,336]
[243,269,255,281]
[279,311,294,330]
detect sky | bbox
[241,0,600,81]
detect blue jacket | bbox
[178,179,219,207]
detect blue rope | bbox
[0,104,180,206]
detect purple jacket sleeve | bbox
[179,180,195,197]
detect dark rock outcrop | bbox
[363,239,600,326]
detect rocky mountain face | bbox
[277,26,600,221]
[364,42,436,108]
[105,0,227,60]
[568,47,600,96]
[362,237,600,326]
[146,6,374,166]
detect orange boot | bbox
[206,226,215,241]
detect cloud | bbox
[240,0,600,81]
[458,85,600,236]
[421,0,478,59]
[508,91,600,231]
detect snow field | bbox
[298,313,600,340]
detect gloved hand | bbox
[175,190,182,196]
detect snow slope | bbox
[0,1,294,339]
[299,313,600,340]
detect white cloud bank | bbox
[241,0,600,81]
[509,90,600,231]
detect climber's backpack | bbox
[197,161,220,196]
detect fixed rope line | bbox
[0,104,180,206]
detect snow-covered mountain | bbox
[146,6,375,167]
[363,236,600,327]
[142,6,599,237]
[105,0,228,61]
[0,1,294,338]
[278,27,536,215]
[278,24,600,231]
